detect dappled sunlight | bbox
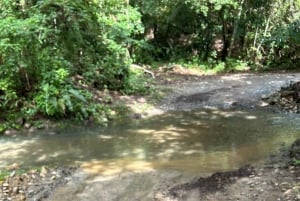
[221,74,251,81]
[132,129,157,135]
[35,150,74,162]
[0,139,37,168]
[132,148,146,159]
[80,154,237,176]
[211,110,246,117]
[202,110,259,120]
[81,159,155,175]
[80,132,300,176]
[0,109,299,175]
[80,145,261,176]
[245,115,257,120]
[97,135,114,140]
[134,126,189,146]
[36,154,47,162]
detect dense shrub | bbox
[0,0,144,120]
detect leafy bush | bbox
[263,20,300,67]
[0,0,144,122]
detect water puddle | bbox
[1,109,300,175]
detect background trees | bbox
[131,0,300,66]
[0,0,299,124]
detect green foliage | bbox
[225,59,249,71]
[0,169,28,182]
[0,123,7,134]
[170,57,249,74]
[0,0,145,125]
[131,0,299,68]
[263,19,300,67]
[122,67,153,95]
[292,158,300,166]
[0,170,8,182]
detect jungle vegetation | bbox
[0,0,299,130]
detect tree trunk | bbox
[220,8,228,61]
[203,2,213,61]
[228,0,245,57]
[256,17,270,55]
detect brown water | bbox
[1,109,300,175]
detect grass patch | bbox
[0,169,28,183]
[159,58,251,74]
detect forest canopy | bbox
[0,0,299,126]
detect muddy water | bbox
[1,109,300,176]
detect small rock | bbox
[3,183,9,187]
[24,123,31,129]
[20,193,26,201]
[10,171,16,177]
[284,189,292,195]
[40,166,49,176]
[137,97,147,103]
[28,189,34,194]
[28,127,35,133]
[4,129,17,136]
[12,187,18,194]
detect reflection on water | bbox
[1,109,300,175]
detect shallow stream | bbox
[1,109,300,175]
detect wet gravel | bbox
[0,166,77,201]
[159,73,300,111]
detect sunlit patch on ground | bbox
[221,74,251,81]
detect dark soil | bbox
[154,149,300,201]
[168,165,255,198]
